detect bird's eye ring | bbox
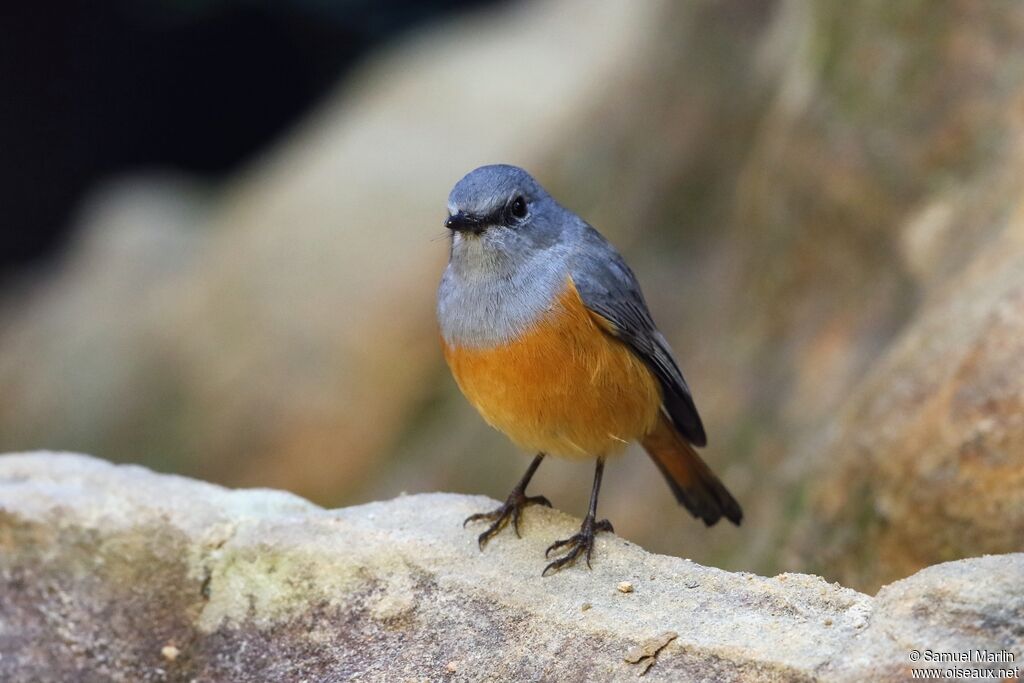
[510,196,528,220]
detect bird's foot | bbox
[542,515,614,576]
[464,488,552,549]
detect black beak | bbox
[444,211,484,234]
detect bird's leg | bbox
[464,453,552,549]
[543,457,614,576]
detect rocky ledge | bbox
[0,453,1021,682]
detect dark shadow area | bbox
[0,0,501,274]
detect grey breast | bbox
[437,240,574,349]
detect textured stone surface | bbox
[760,0,1024,592]
[790,211,1024,590]
[1,453,1020,682]
[3,0,1024,597]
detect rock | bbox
[789,202,1024,590]
[724,0,1024,591]
[757,2,1024,591]
[2,0,1024,600]
[1,453,1020,682]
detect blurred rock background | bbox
[2,0,1023,594]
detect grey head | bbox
[443,164,574,272]
[438,164,582,347]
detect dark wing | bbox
[570,226,707,447]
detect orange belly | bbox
[443,277,661,459]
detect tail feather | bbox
[641,413,742,526]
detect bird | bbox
[436,164,742,576]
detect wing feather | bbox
[570,226,707,447]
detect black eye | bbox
[510,196,527,220]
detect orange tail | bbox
[641,413,742,526]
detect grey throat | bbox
[437,231,574,348]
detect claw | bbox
[462,512,490,528]
[464,487,552,549]
[544,535,575,558]
[541,516,613,576]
